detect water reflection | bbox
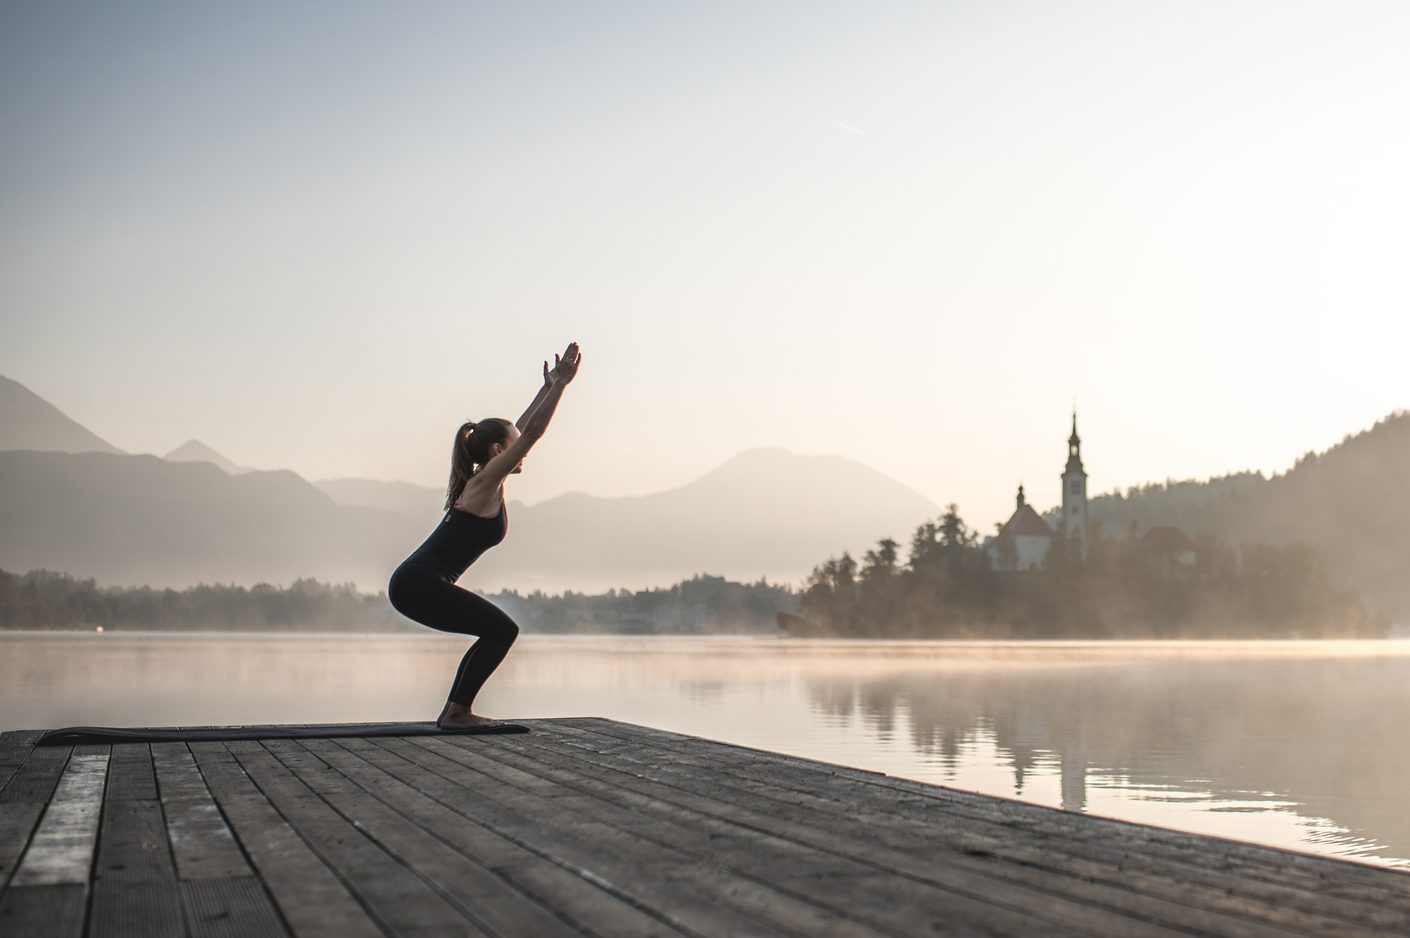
[800,649,1410,866]
[3,635,1407,868]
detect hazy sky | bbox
[3,1,1407,530]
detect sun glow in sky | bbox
[2,1,1407,529]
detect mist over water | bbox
[5,633,1408,868]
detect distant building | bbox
[1062,411,1089,559]
[984,411,1090,572]
[986,485,1054,571]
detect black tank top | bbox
[399,499,508,581]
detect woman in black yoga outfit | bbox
[388,341,582,730]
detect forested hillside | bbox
[1075,411,1410,620]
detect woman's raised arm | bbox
[474,342,582,490]
[516,360,553,431]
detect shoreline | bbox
[3,629,1409,656]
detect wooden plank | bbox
[10,750,108,886]
[323,736,696,938]
[2,718,1408,938]
[89,742,185,938]
[0,800,50,887]
[105,743,159,802]
[561,717,1410,905]
[151,742,251,881]
[0,731,44,795]
[181,877,289,938]
[0,743,71,887]
[546,722,1410,934]
[464,727,1367,938]
[373,736,897,937]
[283,737,704,938]
[94,797,176,882]
[148,742,294,935]
[378,734,1096,938]
[406,734,1138,938]
[0,742,69,805]
[569,717,1410,900]
[328,733,885,936]
[90,880,186,938]
[223,739,481,936]
[187,741,378,938]
[296,735,873,938]
[0,882,87,938]
[524,721,1410,935]
[0,746,105,938]
[265,739,581,938]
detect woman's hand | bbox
[548,341,582,386]
[520,352,561,431]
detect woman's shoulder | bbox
[450,484,505,519]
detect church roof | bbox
[996,504,1054,540]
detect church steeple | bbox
[1061,409,1089,560]
[1016,484,1026,510]
[1066,410,1084,475]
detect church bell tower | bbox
[1061,410,1089,559]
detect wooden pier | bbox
[2,717,1408,937]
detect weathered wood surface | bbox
[1,719,1407,937]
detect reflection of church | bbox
[984,413,1089,571]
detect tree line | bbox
[0,568,410,632]
[493,575,794,634]
[1078,409,1410,621]
[4,506,1381,638]
[790,506,1386,639]
[0,568,795,634]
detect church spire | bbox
[1066,409,1084,474]
[1061,408,1089,560]
[1016,484,1026,510]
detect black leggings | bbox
[387,564,520,707]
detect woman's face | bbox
[500,425,524,473]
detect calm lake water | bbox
[4,633,1409,869]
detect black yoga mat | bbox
[37,721,530,746]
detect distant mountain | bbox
[164,439,248,474]
[0,451,423,591]
[0,447,940,594]
[1076,411,1410,620]
[21,370,1402,615]
[314,478,445,516]
[461,448,941,592]
[0,375,123,455]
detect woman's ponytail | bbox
[445,420,478,510]
[444,418,513,511]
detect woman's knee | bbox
[491,617,520,645]
[467,594,520,643]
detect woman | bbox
[388,341,582,730]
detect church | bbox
[984,413,1089,572]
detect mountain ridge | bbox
[0,375,124,456]
[1075,410,1410,619]
[3,372,1405,613]
[165,439,249,474]
[0,447,940,593]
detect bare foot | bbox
[436,702,505,731]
